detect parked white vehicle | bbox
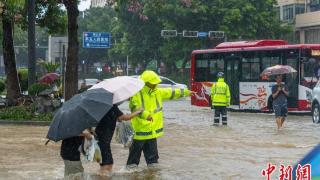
[131,75,188,89]
[312,80,320,123]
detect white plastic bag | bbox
[115,121,134,148]
[80,136,102,163]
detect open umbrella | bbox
[39,73,59,84]
[47,88,113,142]
[261,65,297,76]
[89,76,144,104]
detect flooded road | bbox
[0,100,319,180]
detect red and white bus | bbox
[190,40,320,112]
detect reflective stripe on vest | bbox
[170,87,175,99]
[180,88,184,98]
[136,131,152,136]
[214,102,228,105]
[139,91,162,114]
[135,128,163,136]
[156,128,163,133]
[139,91,145,109]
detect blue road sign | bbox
[83,32,111,48]
[198,32,208,37]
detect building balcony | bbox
[296,10,320,28]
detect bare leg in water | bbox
[276,117,282,130]
[98,165,112,175]
[280,117,285,127]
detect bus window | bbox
[261,51,281,71]
[284,49,299,108]
[301,57,318,89]
[260,51,281,81]
[195,59,208,82]
[209,58,224,82]
[241,52,260,81]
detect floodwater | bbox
[0,100,319,180]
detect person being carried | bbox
[272,75,289,130]
[94,105,143,175]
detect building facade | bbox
[277,0,320,43]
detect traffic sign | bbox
[208,31,224,38]
[83,32,111,48]
[161,30,177,37]
[183,30,198,37]
[198,32,208,37]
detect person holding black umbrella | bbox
[95,105,143,175]
[60,130,93,177]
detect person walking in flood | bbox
[95,105,143,175]
[211,72,231,126]
[126,70,192,168]
[272,75,289,129]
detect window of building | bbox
[310,0,320,12]
[283,5,294,22]
[295,4,305,14]
[305,29,320,44]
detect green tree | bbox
[78,7,117,73]
[0,0,66,105]
[114,0,164,69]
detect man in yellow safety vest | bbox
[126,70,191,168]
[211,72,231,126]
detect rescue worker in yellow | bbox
[211,72,231,126]
[126,70,191,168]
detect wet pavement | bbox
[0,100,319,180]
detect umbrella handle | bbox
[45,139,50,146]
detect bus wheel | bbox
[312,103,320,123]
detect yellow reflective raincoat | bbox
[129,71,190,140]
[211,78,231,107]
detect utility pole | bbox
[62,45,66,99]
[126,55,129,75]
[28,0,36,87]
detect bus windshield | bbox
[194,53,224,82]
[301,49,320,89]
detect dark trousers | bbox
[127,138,159,166]
[95,122,116,166]
[214,106,227,125]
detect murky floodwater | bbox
[0,100,319,180]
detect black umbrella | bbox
[47,88,113,142]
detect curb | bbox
[0,120,50,126]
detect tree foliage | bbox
[109,0,291,71]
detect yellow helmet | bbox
[140,70,161,85]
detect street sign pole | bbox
[126,55,129,75]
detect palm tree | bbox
[38,59,60,73]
